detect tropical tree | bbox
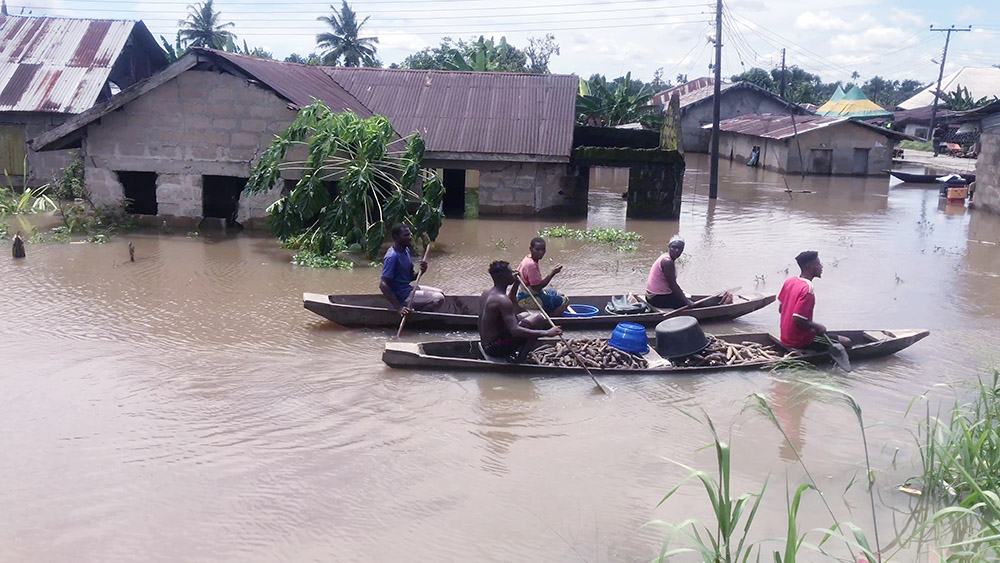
[576,73,662,128]
[316,1,379,67]
[731,67,775,92]
[446,36,523,72]
[285,53,323,65]
[243,102,444,261]
[524,34,560,74]
[401,35,549,73]
[178,0,235,49]
[160,32,187,63]
[936,85,998,111]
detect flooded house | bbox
[649,77,810,153]
[0,11,167,187]
[966,101,1000,214]
[711,114,910,176]
[33,48,615,225]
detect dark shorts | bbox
[483,336,524,358]
[646,293,688,309]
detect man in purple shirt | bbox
[379,224,445,315]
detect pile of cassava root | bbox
[674,335,796,367]
[527,338,648,369]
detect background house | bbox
[0,13,167,186]
[967,101,1000,214]
[712,113,909,176]
[32,49,588,225]
[650,77,809,153]
[898,67,1000,110]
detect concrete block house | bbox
[32,48,587,225]
[0,11,167,186]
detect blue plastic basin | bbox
[608,322,649,354]
[563,304,600,317]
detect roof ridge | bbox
[1,13,141,24]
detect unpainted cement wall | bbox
[720,133,788,173]
[82,70,295,225]
[785,125,893,175]
[426,160,586,216]
[682,90,795,153]
[1,113,76,187]
[975,132,1000,213]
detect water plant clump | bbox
[538,225,643,247]
[291,249,353,269]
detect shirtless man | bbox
[778,250,851,350]
[479,260,561,361]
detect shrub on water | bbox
[537,225,643,248]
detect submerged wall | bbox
[976,132,1000,213]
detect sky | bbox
[7,0,1000,87]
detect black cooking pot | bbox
[655,316,710,359]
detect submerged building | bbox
[711,113,910,176]
[0,12,167,186]
[34,48,685,225]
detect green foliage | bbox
[446,36,523,72]
[50,157,87,201]
[160,32,188,63]
[401,34,556,73]
[2,162,57,215]
[538,225,642,247]
[285,52,323,65]
[291,249,354,269]
[187,231,200,238]
[316,1,379,67]
[223,37,273,59]
[178,0,235,49]
[900,140,934,152]
[936,85,999,111]
[245,102,444,261]
[576,72,663,129]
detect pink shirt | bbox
[517,255,543,287]
[646,253,674,295]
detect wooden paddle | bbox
[396,234,432,338]
[519,279,612,395]
[641,287,741,318]
[823,334,852,372]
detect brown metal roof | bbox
[323,67,578,159]
[0,14,161,113]
[708,113,912,141]
[201,49,372,117]
[650,77,804,115]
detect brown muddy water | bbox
[2,153,999,562]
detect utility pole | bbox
[779,48,786,98]
[928,25,970,142]
[709,0,722,199]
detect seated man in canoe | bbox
[645,235,732,309]
[379,224,445,315]
[480,260,561,361]
[516,237,569,316]
[778,251,851,350]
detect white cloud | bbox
[956,5,984,21]
[795,11,850,31]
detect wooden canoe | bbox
[887,170,975,185]
[381,329,930,374]
[303,292,776,330]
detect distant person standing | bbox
[11,230,25,259]
[516,237,569,316]
[932,124,947,157]
[777,250,850,349]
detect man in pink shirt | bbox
[515,237,569,316]
[778,250,850,349]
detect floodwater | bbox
[2,153,999,562]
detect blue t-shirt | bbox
[381,246,414,304]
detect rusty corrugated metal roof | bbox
[202,49,373,117]
[707,113,912,141]
[651,77,729,107]
[323,67,578,159]
[0,14,142,113]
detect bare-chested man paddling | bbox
[479,260,561,361]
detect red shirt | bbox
[517,255,543,287]
[778,277,816,348]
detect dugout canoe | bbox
[303,292,776,330]
[381,329,930,374]
[887,170,975,185]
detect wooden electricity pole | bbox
[709,0,723,199]
[928,25,970,142]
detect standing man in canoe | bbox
[778,251,851,349]
[516,237,569,317]
[379,224,445,315]
[480,260,561,361]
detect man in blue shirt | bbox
[379,224,445,315]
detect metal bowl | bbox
[654,316,710,359]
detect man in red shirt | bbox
[778,251,850,349]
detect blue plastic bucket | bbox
[608,322,649,354]
[563,304,600,317]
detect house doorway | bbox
[808,149,833,175]
[441,169,466,218]
[203,175,246,226]
[852,148,870,175]
[117,171,158,215]
[587,166,629,228]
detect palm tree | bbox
[178,0,235,49]
[316,1,379,67]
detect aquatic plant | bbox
[244,102,444,260]
[537,225,643,247]
[291,249,353,269]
